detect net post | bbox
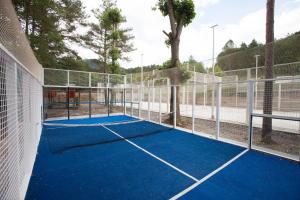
[215,82,221,139]
[148,84,150,120]
[173,86,177,128]
[247,80,254,149]
[89,88,92,118]
[192,83,196,133]
[159,87,162,124]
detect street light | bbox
[211,24,218,76]
[254,55,260,109]
[210,24,218,119]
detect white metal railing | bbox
[43,78,300,162]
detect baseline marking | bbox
[170,149,249,200]
[101,125,199,182]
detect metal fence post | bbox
[89,88,91,118]
[159,87,162,124]
[247,80,254,149]
[67,87,70,120]
[124,88,126,115]
[192,83,196,133]
[148,85,150,120]
[67,70,70,86]
[167,79,170,112]
[138,87,141,118]
[215,83,221,139]
[278,83,281,111]
[173,86,177,128]
[89,72,91,87]
[131,87,133,116]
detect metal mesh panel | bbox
[91,72,108,87]
[0,48,42,200]
[0,0,43,82]
[0,1,43,199]
[44,68,68,86]
[69,70,89,87]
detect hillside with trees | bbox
[217,31,300,71]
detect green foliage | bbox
[84,0,134,74]
[156,0,196,26]
[207,64,223,75]
[183,55,206,73]
[217,32,300,71]
[12,0,88,69]
[178,65,191,83]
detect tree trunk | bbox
[262,0,275,143]
[169,38,181,124]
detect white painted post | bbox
[148,84,150,120]
[211,75,215,119]
[124,88,126,115]
[67,70,70,86]
[215,83,221,139]
[204,75,206,107]
[107,74,110,88]
[192,83,196,133]
[278,83,281,111]
[186,85,189,114]
[236,76,238,107]
[159,87,162,124]
[138,87,141,118]
[173,86,177,128]
[89,72,91,87]
[167,79,170,112]
[131,74,133,116]
[247,81,254,149]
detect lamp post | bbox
[210,24,218,119]
[254,55,260,109]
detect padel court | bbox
[25,115,300,200]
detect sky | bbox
[78,0,300,69]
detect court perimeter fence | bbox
[43,74,300,162]
[0,0,43,199]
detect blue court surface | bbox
[26,115,300,200]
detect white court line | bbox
[101,125,199,182]
[170,149,249,200]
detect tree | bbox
[223,39,235,51]
[248,39,259,49]
[12,0,88,68]
[155,0,196,124]
[240,42,248,50]
[262,0,275,143]
[84,0,134,74]
[184,55,206,73]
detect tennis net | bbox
[44,120,173,153]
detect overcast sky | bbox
[77,0,300,69]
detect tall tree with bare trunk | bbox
[262,0,275,143]
[155,0,195,124]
